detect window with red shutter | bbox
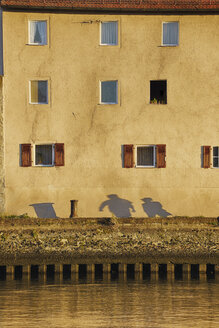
[55,143,64,166]
[21,144,32,167]
[124,144,134,168]
[156,144,166,168]
[203,146,211,168]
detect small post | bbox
[135,263,143,273]
[38,265,46,274]
[151,263,159,273]
[119,263,127,273]
[70,200,78,218]
[103,264,111,273]
[199,264,207,274]
[182,264,191,273]
[55,264,63,273]
[87,264,95,273]
[23,265,31,275]
[6,265,14,275]
[71,264,79,273]
[167,263,174,273]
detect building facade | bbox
[0,0,219,218]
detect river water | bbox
[0,273,218,328]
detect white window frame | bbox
[100,80,118,105]
[34,144,55,167]
[29,80,48,105]
[162,22,179,47]
[28,20,47,46]
[135,145,156,168]
[212,146,219,168]
[100,21,118,46]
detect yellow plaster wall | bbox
[2,11,219,217]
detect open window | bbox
[150,80,167,104]
[29,20,47,45]
[29,80,48,104]
[124,144,166,168]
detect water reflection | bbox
[0,273,218,328]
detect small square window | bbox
[150,80,167,104]
[162,22,179,46]
[35,145,54,166]
[136,146,156,167]
[101,21,118,45]
[29,21,47,45]
[213,147,219,168]
[100,80,118,104]
[30,80,48,104]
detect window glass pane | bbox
[38,81,48,103]
[29,21,47,45]
[213,147,218,157]
[213,157,218,168]
[163,22,178,45]
[101,22,118,45]
[137,147,154,166]
[101,81,117,104]
[35,145,52,165]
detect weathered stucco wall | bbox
[0,217,218,265]
[0,77,4,213]
[2,11,219,217]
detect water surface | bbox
[0,274,218,328]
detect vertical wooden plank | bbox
[203,146,211,168]
[124,145,134,168]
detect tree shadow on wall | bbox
[29,203,58,219]
[141,198,172,218]
[99,194,136,218]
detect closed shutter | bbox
[203,146,211,168]
[21,144,32,167]
[124,144,134,168]
[55,143,64,166]
[156,144,166,168]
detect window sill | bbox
[135,166,156,168]
[160,44,178,47]
[26,43,48,46]
[100,44,118,46]
[29,102,49,105]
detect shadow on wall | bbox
[29,203,58,219]
[99,194,136,218]
[141,198,172,218]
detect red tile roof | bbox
[0,0,219,11]
[1,1,219,11]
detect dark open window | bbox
[150,80,167,104]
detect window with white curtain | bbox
[100,81,118,104]
[35,145,54,166]
[136,146,156,167]
[162,22,179,46]
[101,21,118,45]
[30,80,48,104]
[29,21,47,45]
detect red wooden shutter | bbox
[21,144,32,167]
[156,144,166,168]
[203,146,211,168]
[55,143,64,166]
[124,144,134,168]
